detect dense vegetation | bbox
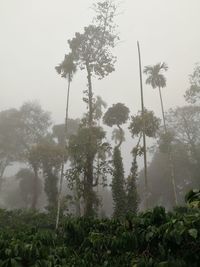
[0,1,200,265]
[0,203,199,267]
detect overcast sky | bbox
[1,0,200,121]
[1,0,200,172]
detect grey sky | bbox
[1,0,200,123]
[1,0,200,174]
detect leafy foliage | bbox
[126,161,138,215]
[103,103,130,128]
[0,205,199,266]
[129,109,160,138]
[67,125,111,216]
[112,147,126,218]
[0,102,51,185]
[143,62,168,89]
[55,53,77,82]
[185,189,200,208]
[184,63,200,103]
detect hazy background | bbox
[1,0,200,172]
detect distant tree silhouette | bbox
[144,62,168,130]
[103,103,129,217]
[55,53,77,228]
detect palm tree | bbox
[143,62,178,205]
[55,53,77,229]
[143,62,168,131]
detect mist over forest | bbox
[0,0,200,266]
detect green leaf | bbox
[188,228,198,239]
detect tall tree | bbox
[143,63,178,205]
[103,103,129,217]
[68,0,118,126]
[112,146,126,218]
[129,109,160,210]
[55,53,77,135]
[60,0,119,216]
[143,62,168,130]
[55,54,77,228]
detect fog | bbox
[1,0,200,120]
[0,0,200,213]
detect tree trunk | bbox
[84,62,95,216]
[137,41,148,209]
[0,159,8,191]
[158,86,167,132]
[116,124,124,148]
[158,86,178,205]
[56,76,71,230]
[86,62,93,127]
[32,166,39,210]
[84,154,95,216]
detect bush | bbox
[0,207,199,266]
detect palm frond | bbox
[55,53,77,81]
[143,62,168,89]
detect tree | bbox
[16,168,42,208]
[103,103,130,147]
[138,141,194,209]
[185,63,200,104]
[68,0,118,126]
[137,41,148,210]
[126,165,138,215]
[41,145,64,211]
[19,102,51,210]
[52,119,80,146]
[0,109,21,187]
[55,53,77,136]
[112,147,126,217]
[0,102,51,195]
[60,0,119,217]
[129,109,160,209]
[139,105,200,209]
[143,62,168,130]
[18,102,51,150]
[103,103,130,217]
[129,109,160,139]
[166,105,200,184]
[67,125,111,216]
[55,53,77,227]
[143,63,178,205]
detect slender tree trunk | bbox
[86,62,93,127]
[158,86,178,205]
[0,159,8,191]
[116,124,124,149]
[158,86,167,132]
[84,62,95,216]
[74,175,81,217]
[137,41,148,209]
[56,76,71,230]
[32,166,39,210]
[84,155,94,217]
